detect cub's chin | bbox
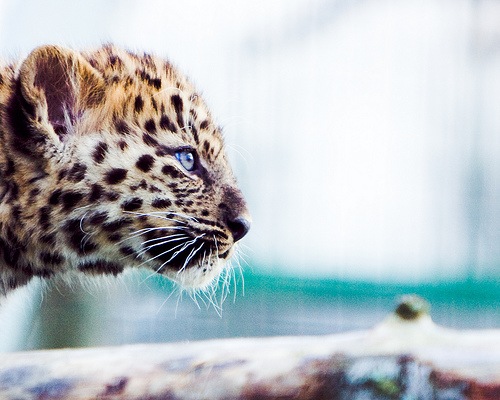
[158,250,233,290]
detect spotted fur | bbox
[0,45,250,295]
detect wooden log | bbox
[0,295,498,399]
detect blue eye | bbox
[175,150,196,171]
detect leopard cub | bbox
[0,45,250,295]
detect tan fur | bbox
[0,45,250,295]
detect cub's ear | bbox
[10,45,105,152]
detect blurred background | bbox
[0,0,499,351]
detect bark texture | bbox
[0,296,498,399]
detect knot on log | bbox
[394,294,430,321]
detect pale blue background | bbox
[1,0,499,282]
[0,0,499,351]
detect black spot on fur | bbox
[130,179,148,191]
[171,186,188,196]
[11,205,21,221]
[139,69,150,80]
[92,142,108,163]
[5,159,15,176]
[119,246,135,256]
[109,54,123,68]
[200,120,209,130]
[0,237,21,267]
[150,78,161,89]
[203,140,210,154]
[171,94,184,126]
[39,206,51,230]
[219,250,230,259]
[215,229,229,240]
[49,189,62,205]
[201,209,209,217]
[105,191,120,201]
[40,233,56,246]
[9,182,19,201]
[139,69,162,90]
[144,119,156,134]
[143,133,158,147]
[28,173,48,184]
[40,252,64,266]
[121,197,143,211]
[107,233,122,242]
[115,120,130,135]
[161,165,182,179]
[159,114,176,132]
[152,198,172,208]
[77,239,98,255]
[118,140,128,151]
[88,57,98,68]
[189,121,199,144]
[64,219,98,254]
[30,266,55,278]
[105,168,128,184]
[134,95,144,113]
[58,168,68,181]
[89,183,104,202]
[88,211,108,225]
[108,55,118,66]
[136,154,155,172]
[0,181,17,203]
[102,218,133,232]
[0,159,8,178]
[62,191,84,210]
[79,260,123,276]
[68,163,87,182]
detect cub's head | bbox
[6,45,250,289]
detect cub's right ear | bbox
[9,45,106,156]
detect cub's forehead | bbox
[83,45,189,92]
[81,45,225,159]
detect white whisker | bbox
[156,234,203,272]
[79,211,90,234]
[146,241,189,270]
[139,233,188,247]
[176,234,206,273]
[156,287,178,314]
[120,226,187,245]
[138,235,189,257]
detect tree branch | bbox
[0,295,498,399]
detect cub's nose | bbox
[227,215,251,242]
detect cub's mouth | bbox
[144,234,222,272]
[142,234,233,289]
[121,211,241,288]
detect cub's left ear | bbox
[10,45,105,154]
